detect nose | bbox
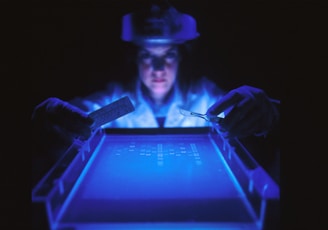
[151,57,165,71]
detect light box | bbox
[32,126,279,230]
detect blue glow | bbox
[33,129,279,229]
[64,222,259,229]
[78,134,238,199]
[141,38,176,44]
[58,133,258,225]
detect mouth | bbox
[152,78,166,83]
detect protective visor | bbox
[121,12,199,45]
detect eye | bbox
[138,51,152,64]
[165,51,178,60]
[138,51,152,62]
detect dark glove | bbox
[207,85,280,139]
[31,97,95,156]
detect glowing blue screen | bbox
[79,134,239,199]
[61,133,253,224]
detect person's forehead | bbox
[139,44,178,55]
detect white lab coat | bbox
[70,76,225,128]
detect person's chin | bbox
[151,86,169,96]
[151,82,167,89]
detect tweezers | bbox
[179,108,224,123]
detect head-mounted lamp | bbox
[121,5,199,45]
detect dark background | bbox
[4,0,325,228]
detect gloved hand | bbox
[31,97,95,156]
[207,85,280,139]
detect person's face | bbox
[137,44,180,100]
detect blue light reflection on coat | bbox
[70,76,225,128]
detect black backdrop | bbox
[7,0,325,228]
[3,0,325,228]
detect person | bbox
[31,0,280,185]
